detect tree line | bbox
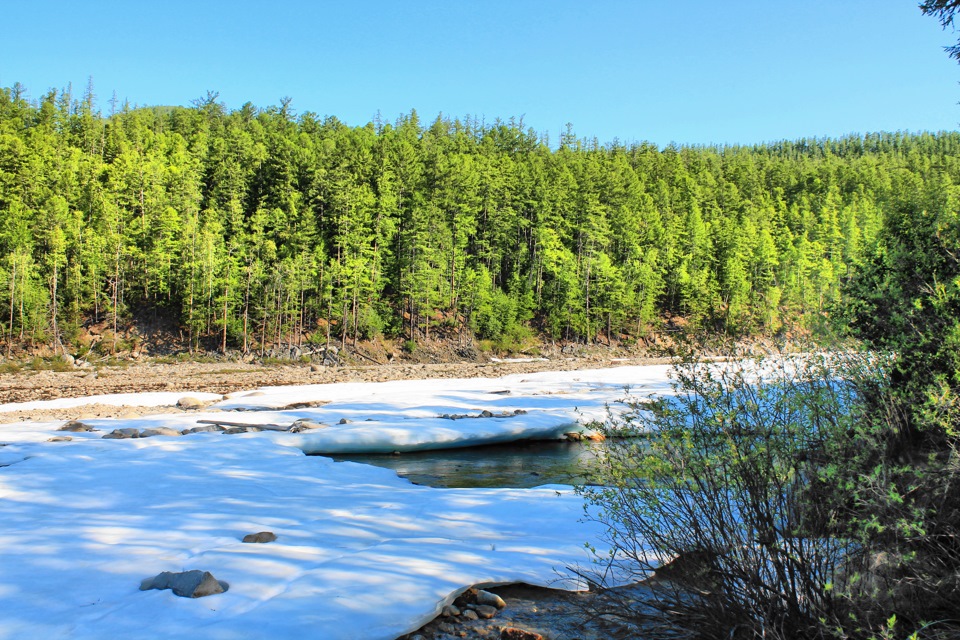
[1,82,959,354]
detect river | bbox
[327,440,616,488]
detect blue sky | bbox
[2,1,958,146]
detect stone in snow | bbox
[242,531,277,543]
[176,396,206,410]
[139,570,227,598]
[102,428,141,439]
[140,427,181,438]
[58,420,94,432]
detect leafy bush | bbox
[578,345,956,639]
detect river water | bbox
[328,440,615,488]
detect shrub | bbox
[578,344,926,639]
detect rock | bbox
[461,609,479,621]
[182,425,223,434]
[84,371,98,380]
[61,354,75,367]
[47,436,72,442]
[176,396,206,410]
[474,604,498,619]
[500,629,544,640]
[480,410,494,418]
[441,604,460,617]
[513,409,527,415]
[310,364,323,372]
[338,418,352,424]
[140,427,181,438]
[476,590,506,609]
[242,531,277,543]
[102,428,140,439]
[290,419,326,432]
[564,432,583,442]
[140,570,227,598]
[584,431,606,442]
[58,420,95,432]
[119,412,141,420]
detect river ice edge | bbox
[0,365,674,639]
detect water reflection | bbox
[327,440,615,488]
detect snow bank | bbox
[0,365,674,639]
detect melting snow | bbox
[0,365,673,639]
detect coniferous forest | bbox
[2,82,959,354]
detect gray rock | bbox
[441,604,460,617]
[290,419,327,432]
[139,570,227,598]
[222,427,247,434]
[47,436,72,442]
[338,418,352,424]
[310,363,323,372]
[61,354,75,367]
[182,425,222,434]
[58,420,94,432]
[474,604,498,619]
[176,396,207,410]
[242,531,277,543]
[480,410,494,418]
[140,427,182,438]
[102,428,140,439]
[461,608,479,621]
[476,589,506,609]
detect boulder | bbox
[176,396,207,410]
[47,436,72,442]
[102,428,140,439]
[291,420,327,432]
[441,604,460,617]
[338,418,352,424]
[242,531,277,544]
[140,427,181,438]
[182,425,222,434]
[139,570,227,598]
[58,420,95,432]
[476,589,506,609]
[461,609,479,621]
[474,604,498,619]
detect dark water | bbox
[328,440,615,488]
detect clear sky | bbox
[2,1,958,147]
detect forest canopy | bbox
[1,82,959,354]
